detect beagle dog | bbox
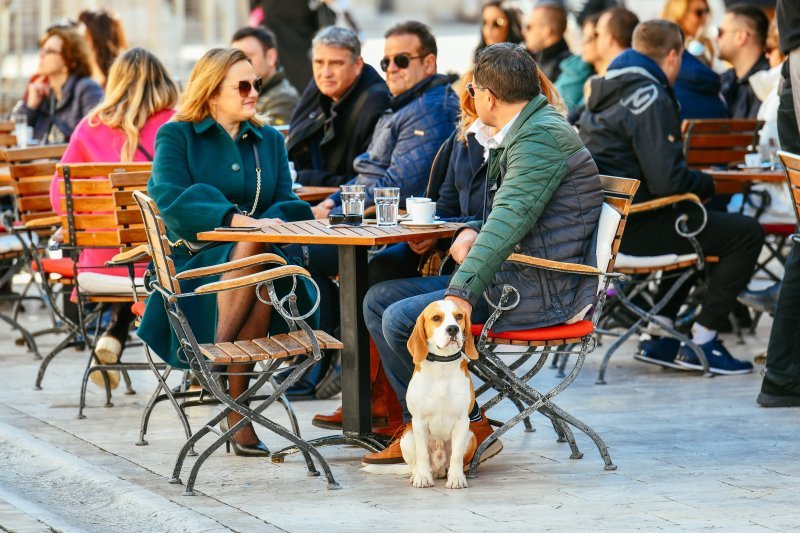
[400,300,479,489]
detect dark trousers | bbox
[765,53,800,387]
[619,208,764,332]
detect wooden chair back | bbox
[682,119,762,169]
[132,191,180,295]
[0,144,67,227]
[57,162,151,249]
[599,175,639,274]
[0,121,14,134]
[778,151,800,226]
[109,170,151,250]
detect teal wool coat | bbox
[137,117,316,368]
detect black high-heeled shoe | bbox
[220,419,270,457]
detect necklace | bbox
[241,143,262,217]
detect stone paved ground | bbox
[0,302,798,532]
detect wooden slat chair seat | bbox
[466,176,638,478]
[132,190,340,494]
[200,330,344,364]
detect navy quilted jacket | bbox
[330,74,459,212]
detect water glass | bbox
[340,184,366,217]
[12,109,27,148]
[374,187,400,226]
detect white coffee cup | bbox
[744,153,762,168]
[407,199,436,223]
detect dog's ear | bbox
[461,308,479,361]
[407,311,429,365]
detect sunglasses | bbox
[465,82,491,99]
[693,8,710,16]
[380,53,426,72]
[483,17,507,29]
[221,77,263,98]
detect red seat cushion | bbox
[131,301,146,318]
[471,320,594,342]
[31,258,75,278]
[762,224,795,236]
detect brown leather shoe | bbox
[465,413,503,466]
[361,424,407,465]
[311,405,390,430]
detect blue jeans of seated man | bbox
[363,275,491,423]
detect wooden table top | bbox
[704,168,785,183]
[294,186,337,203]
[198,219,463,246]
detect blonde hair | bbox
[457,67,566,140]
[174,48,263,128]
[661,0,694,23]
[88,48,178,162]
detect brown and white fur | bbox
[400,300,479,489]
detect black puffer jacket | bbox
[577,49,714,204]
[286,64,390,187]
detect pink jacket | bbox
[50,108,175,276]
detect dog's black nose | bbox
[446,325,460,337]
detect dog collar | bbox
[425,352,463,363]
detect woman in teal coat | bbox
[138,48,315,455]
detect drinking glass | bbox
[12,107,27,148]
[340,184,366,217]
[374,187,400,226]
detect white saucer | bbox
[292,182,303,190]
[399,220,445,229]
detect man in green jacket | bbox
[361,43,604,466]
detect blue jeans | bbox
[363,275,490,422]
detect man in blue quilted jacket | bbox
[311,20,459,218]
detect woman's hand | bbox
[449,228,478,264]
[26,77,50,109]
[311,199,335,220]
[408,238,438,255]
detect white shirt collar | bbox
[466,113,521,161]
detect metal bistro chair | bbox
[132,191,342,495]
[38,162,152,415]
[0,144,67,359]
[465,176,637,478]
[595,191,718,383]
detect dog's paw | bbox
[411,471,434,488]
[445,472,468,489]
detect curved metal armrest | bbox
[192,264,310,295]
[106,244,150,267]
[23,215,62,230]
[628,193,703,214]
[507,253,607,277]
[175,253,287,280]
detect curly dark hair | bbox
[39,26,94,79]
[476,1,525,53]
[78,8,129,81]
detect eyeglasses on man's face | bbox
[465,82,492,99]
